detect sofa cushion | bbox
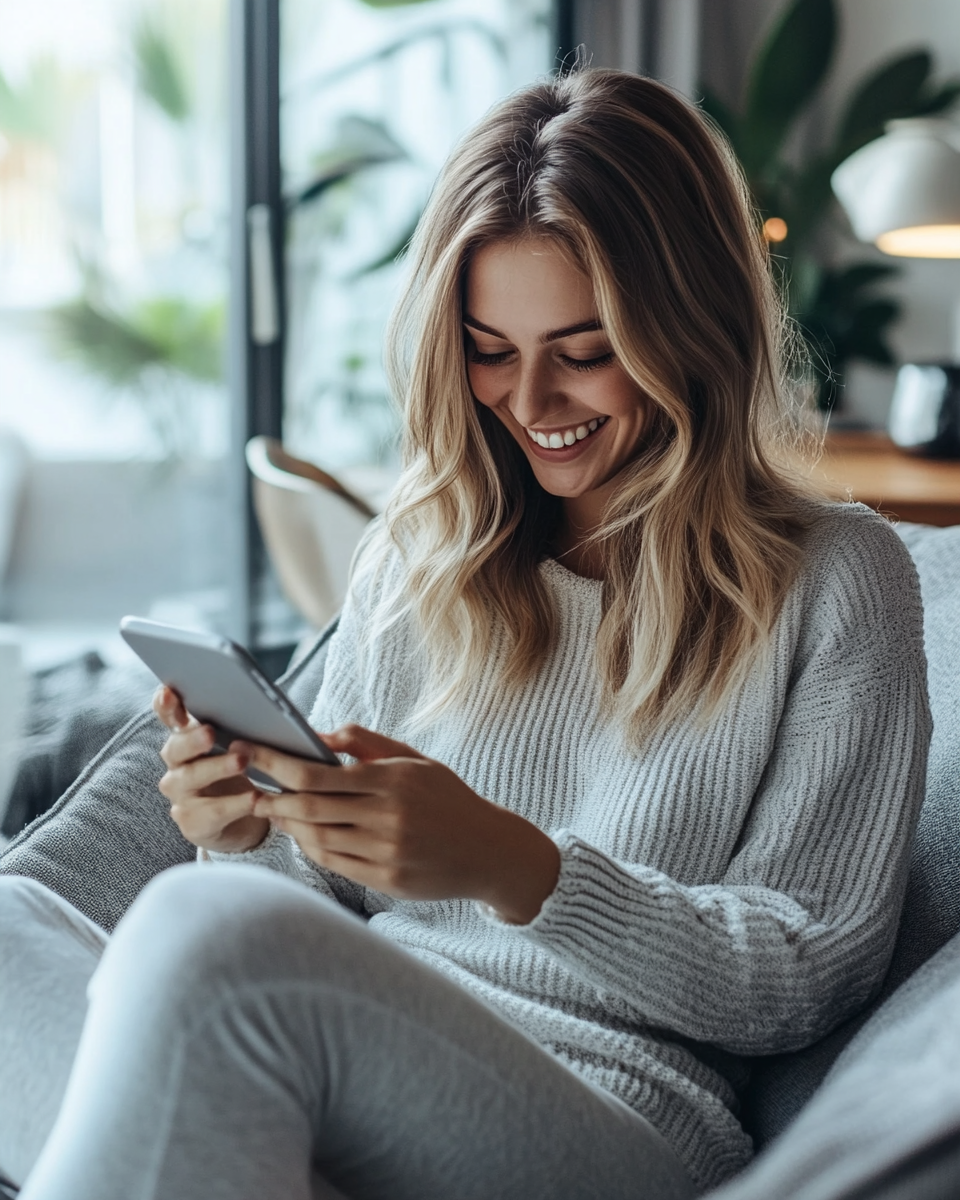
[706,930,960,1200]
[0,653,154,840]
[741,522,960,1146]
[0,621,338,932]
[743,522,960,1142]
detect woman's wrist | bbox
[193,815,272,856]
[475,807,561,925]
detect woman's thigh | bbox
[23,864,694,1200]
[0,875,108,1185]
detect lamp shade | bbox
[831,120,960,258]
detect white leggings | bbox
[0,866,694,1200]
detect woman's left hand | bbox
[245,724,559,924]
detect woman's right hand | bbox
[154,686,271,854]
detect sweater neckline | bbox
[540,556,604,597]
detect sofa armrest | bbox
[0,619,339,931]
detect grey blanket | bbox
[0,653,154,842]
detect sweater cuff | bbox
[474,828,659,940]
[198,824,300,879]
[472,828,602,931]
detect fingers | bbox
[160,749,251,799]
[169,787,263,846]
[253,791,371,825]
[272,816,366,858]
[238,741,380,794]
[320,723,426,763]
[159,721,216,769]
[275,818,419,897]
[153,685,195,733]
[271,816,389,881]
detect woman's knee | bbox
[0,875,106,960]
[95,863,352,1015]
[0,874,64,926]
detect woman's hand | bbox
[154,686,271,854]
[248,724,561,924]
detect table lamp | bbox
[831,119,960,456]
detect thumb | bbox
[320,723,426,763]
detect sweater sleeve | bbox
[510,511,932,1055]
[199,826,366,912]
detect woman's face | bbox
[464,238,652,510]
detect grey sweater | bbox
[210,502,930,1191]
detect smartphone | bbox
[120,616,339,793]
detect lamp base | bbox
[888,363,960,459]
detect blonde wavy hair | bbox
[362,67,813,746]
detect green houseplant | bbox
[38,14,226,460]
[700,0,960,410]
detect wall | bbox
[2,460,228,624]
[700,0,960,425]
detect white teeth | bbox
[527,416,607,448]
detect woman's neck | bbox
[554,493,608,580]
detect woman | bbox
[0,69,930,1199]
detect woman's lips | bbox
[523,416,609,462]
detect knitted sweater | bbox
[211,501,930,1191]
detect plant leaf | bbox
[781,154,840,247]
[131,297,224,381]
[822,262,900,302]
[835,50,931,153]
[352,212,421,277]
[288,116,407,209]
[786,254,822,314]
[45,295,223,386]
[742,0,836,174]
[910,80,960,118]
[0,57,71,143]
[45,300,164,387]
[133,18,190,123]
[698,87,741,151]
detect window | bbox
[0,0,230,663]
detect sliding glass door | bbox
[231,0,557,654]
[281,0,554,482]
[0,0,232,661]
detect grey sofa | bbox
[1,521,958,1198]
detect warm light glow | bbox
[762,216,789,243]
[875,224,960,258]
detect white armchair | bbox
[245,437,380,630]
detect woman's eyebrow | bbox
[463,315,604,343]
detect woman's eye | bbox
[560,352,615,372]
[469,349,513,366]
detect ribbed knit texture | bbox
[209,501,930,1191]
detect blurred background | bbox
[0,0,958,833]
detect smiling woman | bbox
[464,240,653,577]
[0,68,932,1200]
[376,67,815,743]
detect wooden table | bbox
[815,431,960,527]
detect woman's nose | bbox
[509,359,558,428]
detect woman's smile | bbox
[524,414,610,459]
[464,238,651,534]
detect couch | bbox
[1,520,958,1198]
